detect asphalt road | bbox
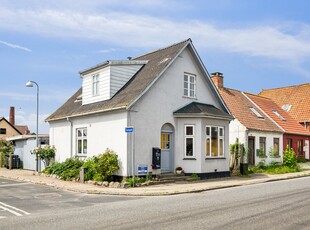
[0,177,309,230]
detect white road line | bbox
[0,216,6,219]
[0,183,31,187]
[0,201,30,216]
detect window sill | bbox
[182,96,198,100]
[205,157,226,160]
[183,158,196,160]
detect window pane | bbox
[211,133,218,157]
[206,127,210,136]
[206,138,210,156]
[184,89,188,96]
[273,138,279,155]
[184,75,188,82]
[190,90,194,97]
[186,126,193,135]
[78,140,82,154]
[186,138,193,156]
[219,128,224,137]
[189,76,194,83]
[83,140,87,154]
[83,129,87,137]
[219,139,224,156]
[77,130,82,137]
[259,137,266,154]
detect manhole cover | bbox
[34,193,62,199]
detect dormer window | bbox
[92,74,99,96]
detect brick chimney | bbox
[9,106,15,125]
[211,72,224,89]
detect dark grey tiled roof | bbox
[46,39,190,121]
[174,102,233,120]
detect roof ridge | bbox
[261,82,310,92]
[133,38,191,60]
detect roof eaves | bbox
[46,105,127,122]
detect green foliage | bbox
[191,173,199,179]
[44,149,120,182]
[82,157,97,181]
[44,157,84,181]
[126,176,152,187]
[31,145,56,167]
[269,147,280,158]
[92,149,120,181]
[0,140,14,167]
[257,148,267,158]
[248,158,300,175]
[283,145,297,168]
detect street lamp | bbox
[26,81,39,172]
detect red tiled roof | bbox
[259,83,310,123]
[218,88,282,132]
[245,93,310,136]
[14,125,30,135]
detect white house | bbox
[46,39,233,179]
[211,72,284,165]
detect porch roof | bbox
[173,102,233,120]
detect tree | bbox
[31,145,56,167]
[0,140,14,169]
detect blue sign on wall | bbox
[125,127,134,133]
[137,164,148,175]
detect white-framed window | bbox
[206,126,224,157]
[92,73,99,96]
[76,128,87,155]
[185,125,195,157]
[184,73,196,98]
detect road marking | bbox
[0,183,31,187]
[0,201,30,216]
[0,216,6,219]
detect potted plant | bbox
[175,166,183,175]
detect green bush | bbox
[44,157,84,180]
[82,157,97,181]
[283,145,297,168]
[93,149,120,181]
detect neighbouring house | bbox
[259,83,310,159]
[46,39,233,179]
[246,93,310,160]
[211,72,284,166]
[260,83,310,131]
[0,106,30,141]
[6,134,49,170]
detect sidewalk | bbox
[1,168,310,196]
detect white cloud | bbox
[15,113,49,134]
[0,40,32,52]
[0,4,310,63]
[96,48,117,53]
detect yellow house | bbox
[0,117,22,140]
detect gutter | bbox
[67,117,73,158]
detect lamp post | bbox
[26,81,39,172]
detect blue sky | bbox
[1,0,310,134]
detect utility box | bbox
[5,155,20,169]
[152,148,161,169]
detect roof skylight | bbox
[248,106,264,119]
[282,104,292,112]
[272,110,286,121]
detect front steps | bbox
[156,173,200,184]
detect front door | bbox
[161,132,172,172]
[248,137,255,165]
[305,140,309,160]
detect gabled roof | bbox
[14,125,30,135]
[218,88,283,133]
[173,102,233,120]
[246,93,310,136]
[259,83,310,123]
[46,39,230,121]
[0,117,22,135]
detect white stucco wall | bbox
[130,47,230,175]
[49,111,128,176]
[248,130,283,165]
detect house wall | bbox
[283,133,310,158]
[49,111,128,176]
[248,131,283,165]
[229,119,247,145]
[0,119,20,140]
[130,47,230,175]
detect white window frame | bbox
[184,73,196,98]
[206,126,225,158]
[184,125,195,157]
[76,128,87,155]
[92,73,99,96]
